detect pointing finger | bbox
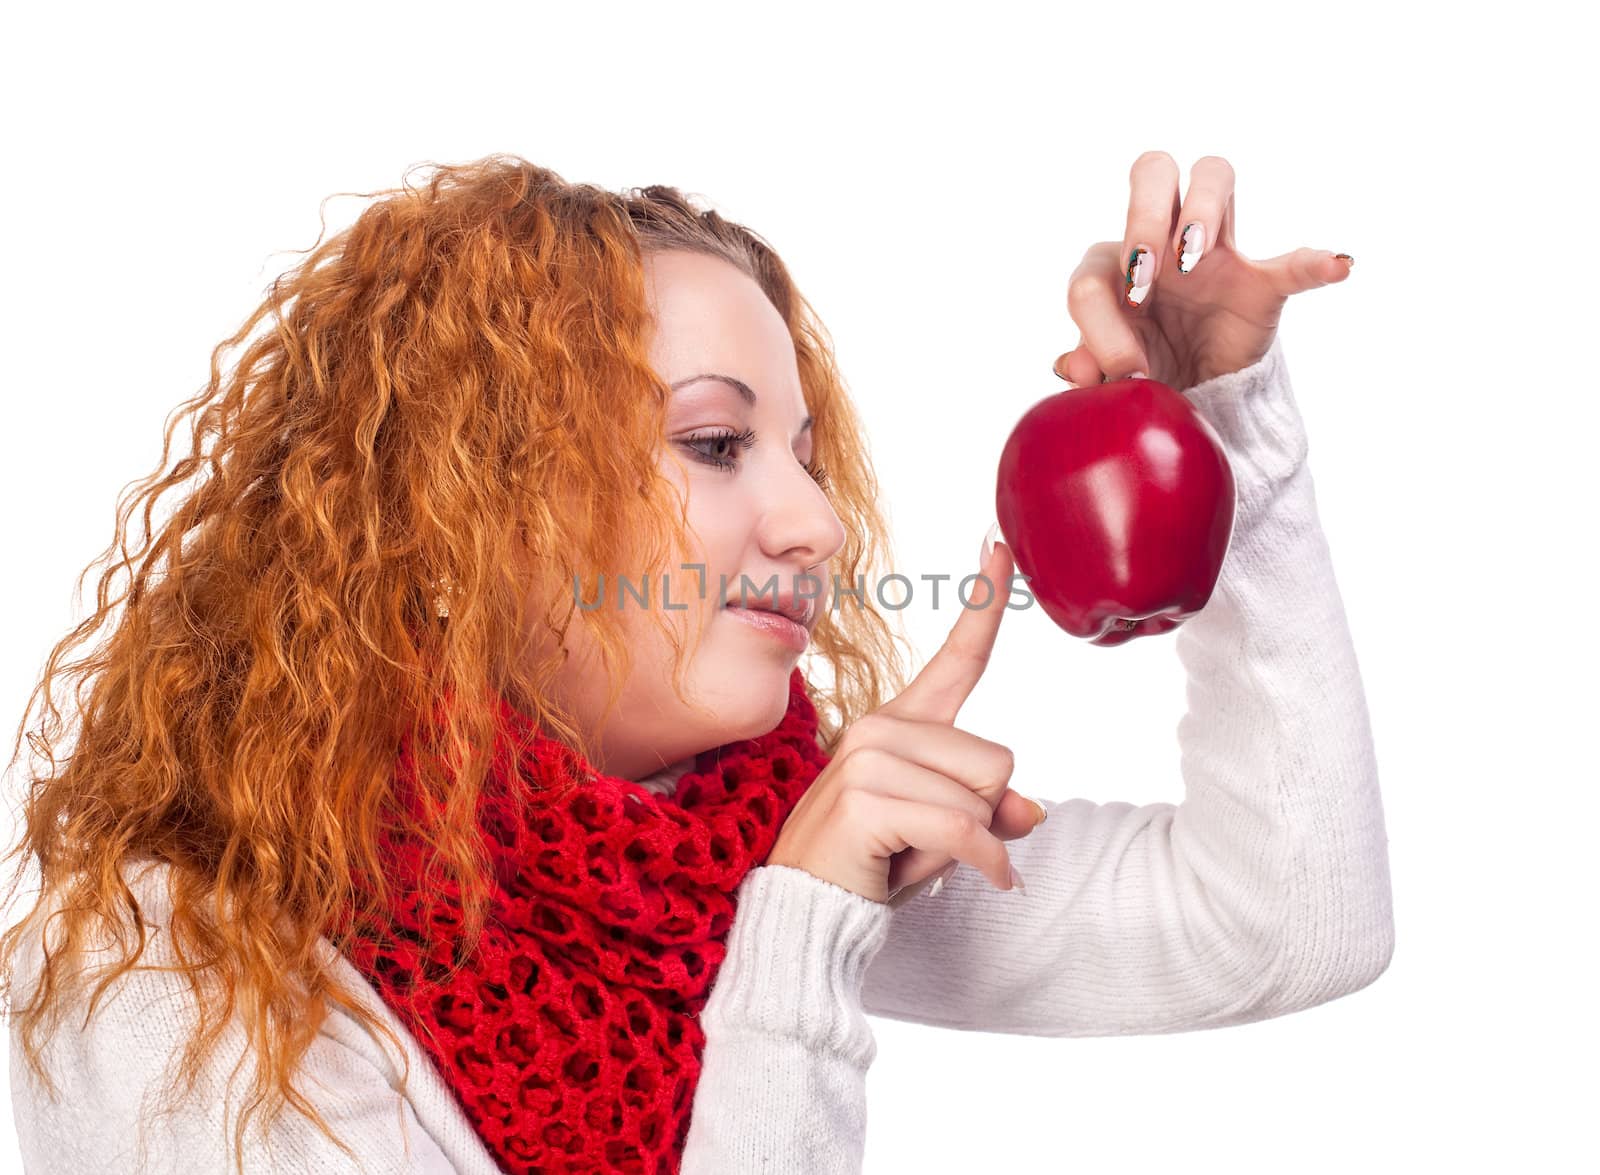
[879,537,1015,726]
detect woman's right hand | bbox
[766,537,1039,904]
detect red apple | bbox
[994,374,1236,647]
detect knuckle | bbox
[962,729,1014,785]
[848,711,888,748]
[1065,272,1100,311]
[952,642,990,673]
[993,743,1016,785]
[831,727,855,759]
[937,631,987,671]
[946,807,981,841]
[834,722,864,760]
[1104,345,1143,371]
[833,782,872,819]
[841,743,891,779]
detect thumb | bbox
[992,787,1048,841]
[1257,245,1355,297]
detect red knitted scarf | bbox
[342,666,829,1174]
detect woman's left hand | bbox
[1051,151,1354,391]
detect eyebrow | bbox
[670,373,814,434]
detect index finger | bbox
[879,537,1015,726]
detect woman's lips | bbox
[724,605,809,652]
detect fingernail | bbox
[1027,795,1048,826]
[1177,222,1205,273]
[1333,252,1354,269]
[1126,370,1148,381]
[1007,864,1026,893]
[926,860,959,899]
[1125,245,1154,308]
[980,520,1001,567]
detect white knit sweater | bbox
[6,334,1395,1173]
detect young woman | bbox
[0,152,1393,1173]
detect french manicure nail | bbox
[926,860,959,899]
[1007,864,1026,893]
[1027,796,1048,826]
[1177,222,1206,273]
[1125,245,1154,308]
[981,520,1001,567]
[1333,252,1354,268]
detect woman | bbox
[0,152,1393,1174]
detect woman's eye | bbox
[678,428,827,491]
[680,427,756,472]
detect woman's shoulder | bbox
[7,856,499,1174]
[9,856,231,1002]
[6,855,169,1006]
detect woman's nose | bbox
[757,463,846,567]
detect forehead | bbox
[643,250,798,395]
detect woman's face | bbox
[531,249,846,780]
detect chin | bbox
[704,661,793,743]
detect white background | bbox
[3,1,1595,1171]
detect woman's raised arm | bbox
[860,337,1396,1037]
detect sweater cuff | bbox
[699,864,893,1068]
[1178,333,1310,530]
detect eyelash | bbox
[680,428,830,491]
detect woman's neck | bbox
[633,753,698,796]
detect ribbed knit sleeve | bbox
[860,333,1396,1034]
[679,863,892,1174]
